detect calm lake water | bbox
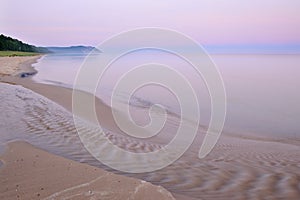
[32,52,300,139]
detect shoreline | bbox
[0,55,42,77]
[0,56,125,135]
[17,55,42,77]
[1,56,297,145]
[2,55,300,200]
[0,56,177,200]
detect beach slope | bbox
[0,141,175,200]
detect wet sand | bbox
[0,141,174,200]
[0,55,40,77]
[1,55,300,200]
[0,56,176,200]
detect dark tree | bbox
[0,34,49,53]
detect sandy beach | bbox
[1,55,300,200]
[0,56,40,77]
[0,56,176,200]
[0,141,174,200]
[2,0,300,199]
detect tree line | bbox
[0,34,49,53]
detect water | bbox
[215,54,300,138]
[1,83,300,200]
[33,52,300,139]
[2,50,300,199]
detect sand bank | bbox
[0,55,41,77]
[0,56,125,136]
[0,56,176,200]
[0,141,175,200]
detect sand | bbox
[1,55,300,200]
[0,56,40,77]
[0,141,175,200]
[0,56,176,200]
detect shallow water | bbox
[4,52,299,199]
[1,83,300,199]
[33,52,300,139]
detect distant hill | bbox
[0,34,50,53]
[46,46,101,54]
[0,34,101,54]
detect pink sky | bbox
[1,0,300,46]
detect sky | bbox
[1,0,300,48]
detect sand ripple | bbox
[1,83,300,199]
